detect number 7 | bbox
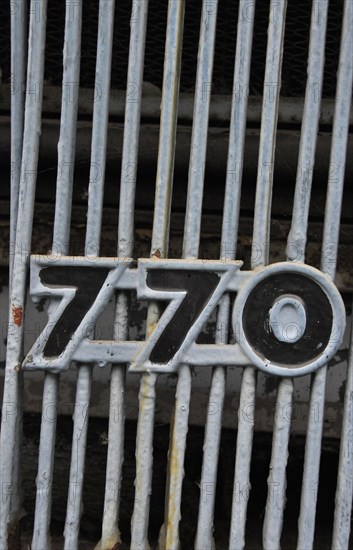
[130,260,241,372]
[24,257,131,372]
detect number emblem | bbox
[23,257,345,377]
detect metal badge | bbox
[23,256,346,377]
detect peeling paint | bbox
[146,321,158,338]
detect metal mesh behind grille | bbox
[0,0,345,98]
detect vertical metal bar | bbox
[99,2,149,549]
[320,0,353,282]
[152,4,186,545]
[298,1,353,547]
[130,1,183,547]
[31,3,83,548]
[99,359,126,550]
[161,364,192,550]
[194,299,228,550]
[0,1,47,547]
[150,0,185,259]
[52,3,83,251]
[332,315,353,549]
[85,0,115,256]
[64,365,93,549]
[63,2,116,548]
[10,0,26,281]
[182,0,219,260]
[220,0,256,265]
[117,0,149,260]
[8,2,27,543]
[112,0,150,548]
[297,366,326,550]
[263,379,293,549]
[229,367,257,550]
[131,369,157,548]
[287,0,329,263]
[160,3,219,549]
[195,2,255,547]
[247,2,288,548]
[84,0,116,257]
[32,375,59,550]
[252,0,287,270]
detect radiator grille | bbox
[1,1,353,549]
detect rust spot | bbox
[153,248,161,258]
[12,306,23,327]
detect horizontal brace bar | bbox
[2,84,352,126]
[71,341,250,372]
